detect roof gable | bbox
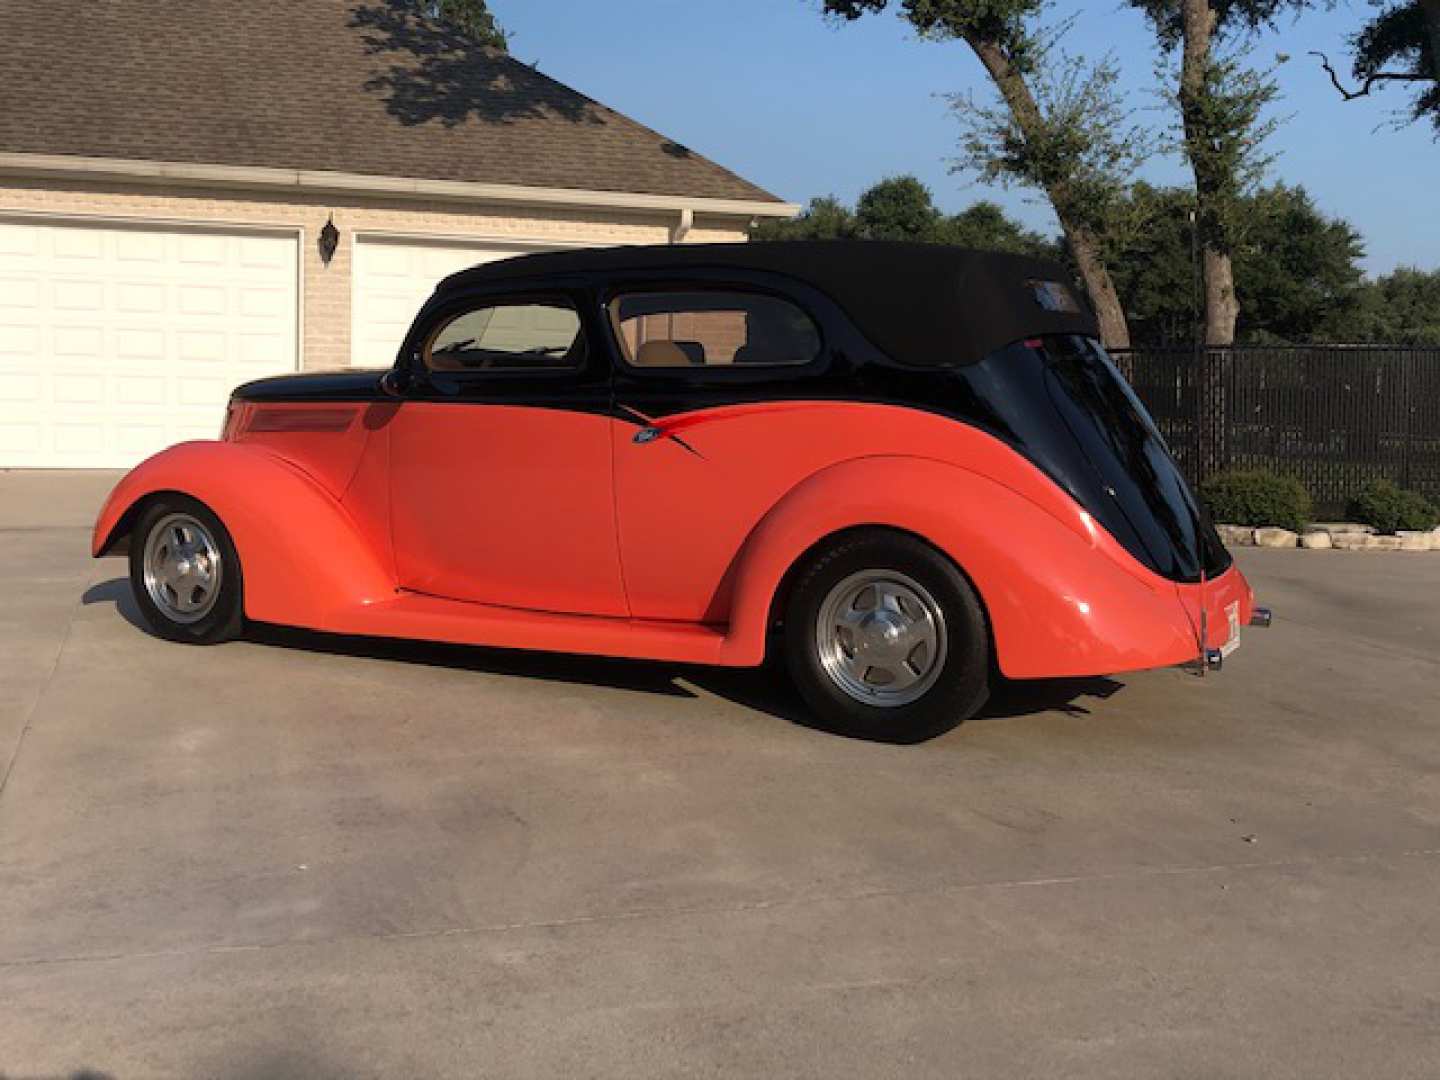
[0,0,782,204]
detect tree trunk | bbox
[1069,225,1132,352]
[1178,0,1240,348]
[967,36,1132,352]
[1176,0,1236,479]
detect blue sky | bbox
[493,0,1436,277]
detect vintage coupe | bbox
[94,242,1268,742]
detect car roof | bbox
[436,241,1100,367]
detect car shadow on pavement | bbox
[686,664,1126,729]
[81,577,150,633]
[82,577,1126,727]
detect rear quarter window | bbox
[609,290,820,369]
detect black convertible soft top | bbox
[438,241,1099,367]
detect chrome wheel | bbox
[142,512,223,624]
[815,569,948,707]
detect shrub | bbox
[1199,469,1312,531]
[1346,479,1440,534]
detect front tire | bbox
[783,530,990,743]
[129,495,244,644]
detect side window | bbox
[425,299,585,372]
[609,290,821,369]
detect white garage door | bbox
[0,218,299,467]
[351,237,557,368]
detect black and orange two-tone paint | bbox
[94,242,1266,741]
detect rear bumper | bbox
[1175,562,1256,653]
[1169,567,1270,674]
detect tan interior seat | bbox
[634,340,706,367]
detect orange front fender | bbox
[719,455,1199,678]
[93,441,395,628]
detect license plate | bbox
[1220,601,1242,657]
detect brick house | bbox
[0,0,794,467]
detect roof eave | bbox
[0,151,799,220]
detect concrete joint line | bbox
[0,596,81,807]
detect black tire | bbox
[783,530,990,743]
[128,494,244,645]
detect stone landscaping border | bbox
[1217,523,1440,551]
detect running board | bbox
[320,591,731,665]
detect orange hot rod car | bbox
[93,242,1269,742]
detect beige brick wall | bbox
[0,176,750,370]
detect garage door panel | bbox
[116,281,167,313]
[0,422,41,453]
[54,279,105,311]
[0,219,298,467]
[0,324,40,356]
[53,229,104,260]
[0,276,39,307]
[351,238,558,368]
[0,372,40,401]
[116,231,166,263]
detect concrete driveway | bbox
[2,470,1438,1079]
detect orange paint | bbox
[95,400,1257,678]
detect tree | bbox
[940,201,1059,256]
[1347,267,1440,344]
[1105,183,1367,345]
[752,196,857,241]
[409,0,507,49]
[1129,1,1303,347]
[1239,184,1366,343]
[854,175,944,239]
[816,1,1135,349]
[1312,1,1440,134]
[753,176,1058,258]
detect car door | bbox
[387,289,628,617]
[607,282,833,624]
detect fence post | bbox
[1196,345,1228,485]
[1401,349,1413,491]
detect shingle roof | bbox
[0,0,783,204]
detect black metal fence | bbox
[1114,345,1440,519]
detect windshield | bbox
[955,335,1230,583]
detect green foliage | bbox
[1200,469,1312,530]
[411,0,507,49]
[1346,267,1440,345]
[1103,182,1369,345]
[1346,479,1440,533]
[751,196,857,242]
[1168,49,1284,260]
[856,176,944,239]
[822,1,1044,62]
[1129,0,1313,48]
[940,200,1060,255]
[1239,184,1367,341]
[753,176,1059,256]
[1350,1,1439,133]
[948,46,1151,236]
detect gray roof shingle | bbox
[0,0,783,203]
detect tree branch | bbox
[1309,50,1429,101]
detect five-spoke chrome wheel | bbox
[141,512,224,624]
[815,569,948,707]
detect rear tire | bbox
[129,495,244,645]
[783,530,990,743]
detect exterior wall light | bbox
[319,215,340,265]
